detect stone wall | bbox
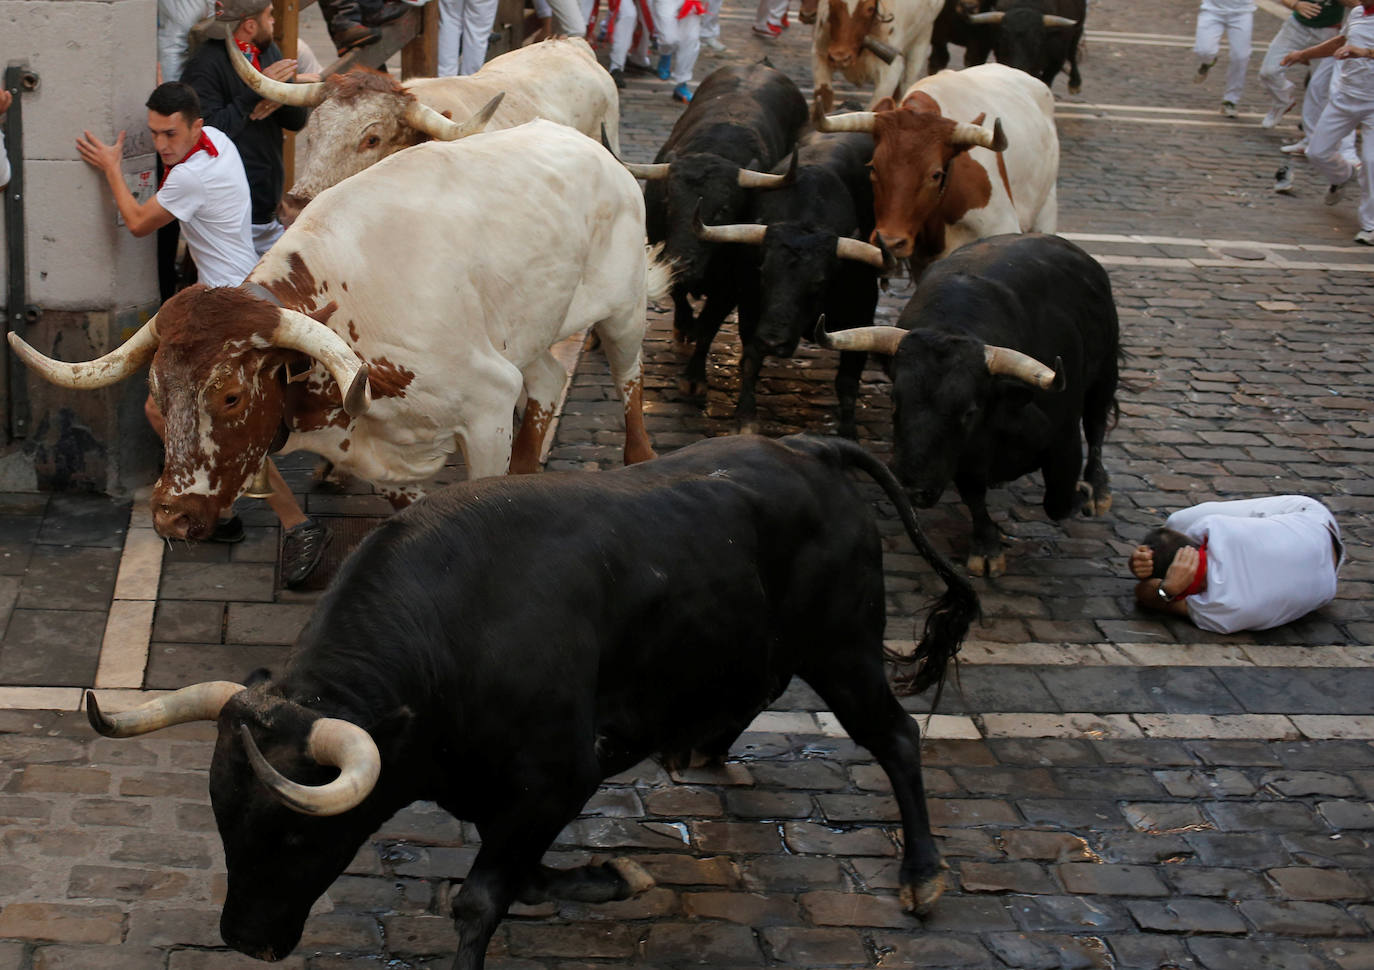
[0,0,162,494]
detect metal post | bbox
[3,63,40,440]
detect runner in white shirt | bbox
[76,81,257,286]
[1129,496,1344,633]
[1282,1,1374,243]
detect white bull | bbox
[229,37,621,220]
[9,121,668,540]
[812,0,945,112]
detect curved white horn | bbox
[7,319,159,390]
[814,106,878,133]
[270,308,372,416]
[404,91,504,142]
[984,344,1058,388]
[950,117,1007,151]
[694,218,768,245]
[861,35,900,64]
[1043,14,1078,27]
[964,10,1004,23]
[242,717,382,816]
[738,150,797,189]
[835,236,889,269]
[87,681,245,738]
[815,322,907,355]
[227,37,327,106]
[622,159,672,180]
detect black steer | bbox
[624,62,808,394]
[968,0,1086,93]
[819,233,1120,577]
[929,0,996,73]
[86,433,978,970]
[694,131,885,437]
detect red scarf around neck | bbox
[236,38,262,71]
[1179,542,1208,599]
[159,130,219,188]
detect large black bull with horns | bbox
[622,61,808,395]
[819,232,1120,576]
[967,0,1085,93]
[85,433,978,970]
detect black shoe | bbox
[610,68,626,89]
[625,60,655,75]
[282,517,332,587]
[208,515,245,544]
[334,23,382,55]
[363,1,408,26]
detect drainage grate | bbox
[278,515,389,591]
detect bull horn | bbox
[241,717,381,816]
[835,236,888,269]
[984,345,1060,389]
[1044,14,1078,27]
[814,104,878,134]
[950,117,1007,152]
[692,206,768,246]
[87,681,244,738]
[7,319,159,390]
[404,92,504,142]
[814,319,907,355]
[964,10,1004,23]
[227,37,327,107]
[861,35,900,64]
[270,308,372,417]
[621,158,672,180]
[738,150,797,188]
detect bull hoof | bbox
[1093,490,1113,516]
[1077,480,1095,517]
[607,857,656,898]
[899,870,946,916]
[987,554,1006,578]
[966,554,986,576]
[677,376,708,398]
[672,331,694,356]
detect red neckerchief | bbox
[678,0,705,16]
[159,131,219,189]
[236,38,262,71]
[1179,542,1208,599]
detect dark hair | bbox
[1140,527,1200,581]
[146,83,202,125]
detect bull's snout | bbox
[874,231,913,260]
[277,193,308,228]
[828,48,856,68]
[151,489,220,542]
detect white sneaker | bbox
[1221,101,1238,118]
[1273,166,1294,194]
[1280,138,1308,155]
[1326,180,1349,206]
[1261,99,1295,129]
[702,36,727,52]
[1354,228,1374,246]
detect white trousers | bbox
[251,220,284,257]
[700,0,722,40]
[1194,6,1252,104]
[608,0,651,69]
[437,0,501,75]
[1258,17,1338,119]
[1306,95,1374,231]
[654,0,700,84]
[755,0,787,29]
[158,0,212,82]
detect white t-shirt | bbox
[1166,496,1343,634]
[0,128,10,188]
[1332,4,1374,104]
[155,125,257,287]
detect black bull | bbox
[819,233,1120,578]
[87,433,978,970]
[640,62,808,393]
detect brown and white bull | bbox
[228,37,620,223]
[9,121,667,539]
[811,0,944,113]
[816,62,1058,276]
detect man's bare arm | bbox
[76,129,176,238]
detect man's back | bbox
[156,125,256,286]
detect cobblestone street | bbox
[2,0,1374,967]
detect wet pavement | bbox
[2,0,1374,967]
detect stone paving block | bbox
[681,891,797,925]
[957,860,1057,895]
[1107,933,1200,969]
[1267,866,1368,900]
[724,790,813,819]
[1000,830,1096,863]
[1008,894,1132,933]
[1017,798,1126,830]
[636,853,737,888]
[167,951,306,969]
[1281,832,1374,868]
[1188,740,1283,767]
[738,855,844,893]
[1057,863,1171,897]
[30,944,166,970]
[1205,800,1323,832]
[1188,937,1333,970]
[151,601,225,643]
[159,563,275,602]
[1318,800,1374,830]
[1237,899,1366,936]
[17,765,110,795]
[0,903,125,944]
[0,610,107,686]
[870,932,999,968]
[759,926,868,967]
[641,923,761,963]
[779,821,893,857]
[1185,832,1293,869]
[224,602,314,645]
[125,907,222,947]
[1122,802,1212,834]
[144,642,288,690]
[1156,768,1258,799]
[1127,898,1248,934]
[1321,940,1374,970]
[16,546,120,612]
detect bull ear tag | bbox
[243,459,276,499]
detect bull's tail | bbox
[821,436,979,697]
[644,242,675,308]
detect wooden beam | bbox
[401,1,439,79]
[273,0,299,189]
[319,9,422,76]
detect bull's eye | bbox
[932,170,945,184]
[362,134,381,150]
[225,393,240,408]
